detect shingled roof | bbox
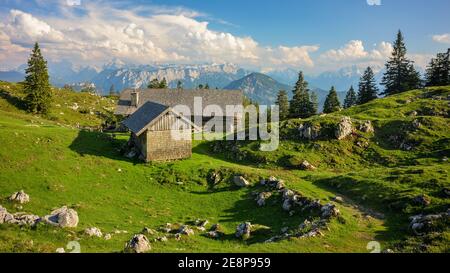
[115,88,243,116]
[122,101,169,135]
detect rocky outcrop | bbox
[358,120,374,133]
[235,222,252,240]
[321,203,340,219]
[335,117,353,140]
[124,234,151,253]
[233,175,250,187]
[413,194,431,207]
[178,225,194,236]
[8,190,30,204]
[4,213,40,226]
[43,206,79,228]
[206,224,224,239]
[409,211,449,235]
[298,123,321,140]
[0,206,40,226]
[256,192,272,207]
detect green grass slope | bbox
[0,82,448,253]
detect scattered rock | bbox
[413,194,431,207]
[43,206,79,228]
[412,119,421,129]
[4,213,40,226]
[382,249,394,253]
[442,188,450,198]
[409,111,418,117]
[160,223,172,233]
[104,234,112,240]
[155,236,168,242]
[8,190,30,204]
[400,142,414,151]
[256,192,272,206]
[275,180,285,190]
[206,231,222,239]
[142,227,156,235]
[409,212,448,235]
[194,219,209,228]
[359,120,374,133]
[55,248,65,253]
[299,219,312,230]
[235,222,252,240]
[124,234,151,253]
[332,196,344,203]
[280,227,289,233]
[321,203,340,218]
[233,175,250,187]
[299,160,316,171]
[0,206,8,224]
[335,117,353,140]
[207,172,221,185]
[85,227,103,237]
[282,199,292,211]
[178,225,194,236]
[298,123,321,140]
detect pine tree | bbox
[343,85,357,108]
[204,83,210,89]
[147,78,160,88]
[23,42,52,114]
[323,86,341,113]
[426,49,450,86]
[158,78,168,88]
[109,84,116,96]
[289,71,314,118]
[310,91,318,115]
[176,80,183,90]
[381,30,422,95]
[357,67,379,104]
[198,84,204,89]
[276,90,290,120]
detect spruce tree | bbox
[276,90,290,120]
[109,84,116,96]
[289,71,314,118]
[204,83,210,89]
[381,30,422,95]
[147,78,160,88]
[357,67,379,104]
[310,91,318,115]
[343,85,357,108]
[323,86,341,113]
[158,78,168,88]
[176,80,183,90]
[24,42,52,114]
[426,49,450,86]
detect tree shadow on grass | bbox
[69,129,140,164]
[194,185,312,245]
[312,175,411,247]
[0,89,27,111]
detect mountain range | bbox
[0,60,361,109]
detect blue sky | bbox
[0,0,449,73]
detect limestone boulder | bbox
[124,234,151,253]
[233,176,250,187]
[44,206,79,228]
[85,227,103,237]
[235,222,252,240]
[9,190,30,204]
[335,117,353,140]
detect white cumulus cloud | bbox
[432,33,450,44]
